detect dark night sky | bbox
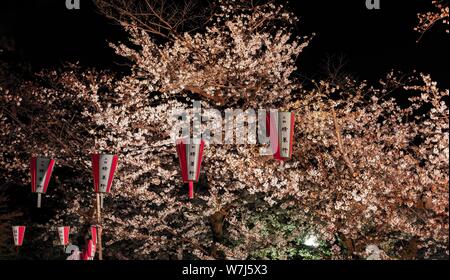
[0,0,448,87]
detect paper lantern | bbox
[79,239,96,260]
[91,154,118,209]
[90,226,98,245]
[266,111,295,160]
[85,239,96,260]
[176,138,205,199]
[91,154,118,194]
[57,226,70,246]
[30,157,56,208]
[12,226,26,247]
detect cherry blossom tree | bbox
[0,0,448,259]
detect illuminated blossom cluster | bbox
[0,0,448,260]
[109,0,311,108]
[415,0,449,35]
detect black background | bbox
[0,260,448,279]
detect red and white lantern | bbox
[80,239,96,261]
[176,138,205,199]
[91,154,118,194]
[30,157,56,208]
[86,239,96,260]
[90,226,98,245]
[79,227,98,260]
[91,154,118,207]
[57,226,70,247]
[266,111,295,160]
[12,226,26,247]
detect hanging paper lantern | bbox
[80,239,96,261]
[12,226,26,247]
[266,111,295,160]
[30,157,56,208]
[91,154,118,209]
[80,226,97,261]
[176,138,205,199]
[90,226,98,245]
[91,154,119,194]
[87,239,96,260]
[57,226,70,246]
